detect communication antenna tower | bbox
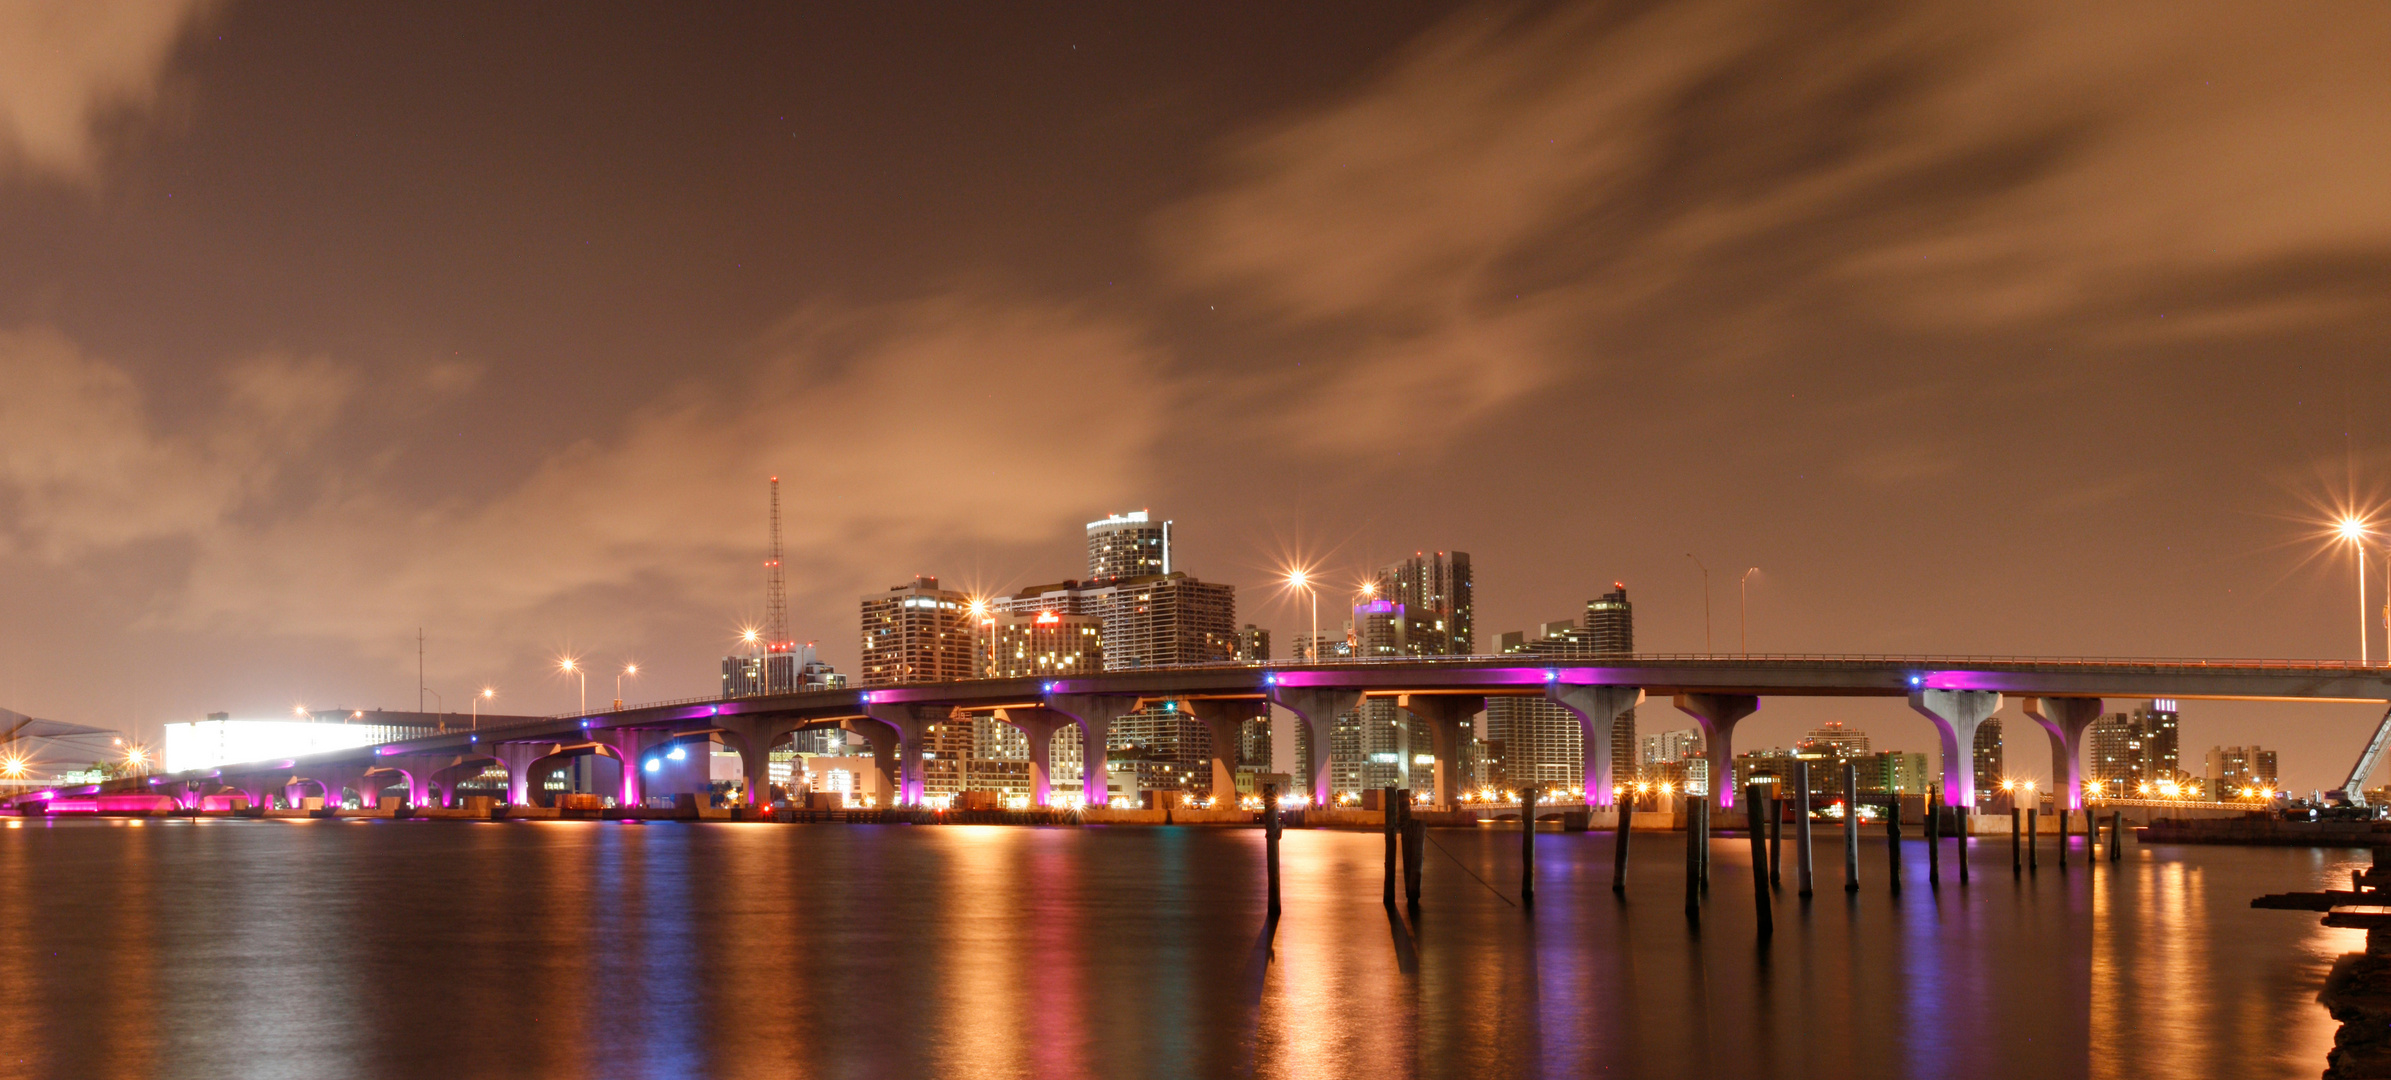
[764,476,791,692]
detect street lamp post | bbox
[560,658,585,714]
[2342,518,2371,665]
[424,687,445,733]
[615,664,638,711]
[1738,567,1759,656]
[1287,569,1319,663]
[473,688,493,732]
[1685,554,1713,654]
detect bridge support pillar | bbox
[998,707,1071,806]
[863,704,952,807]
[1548,685,1642,807]
[592,729,673,809]
[1909,689,2004,809]
[2023,697,2102,811]
[1048,694,1138,808]
[714,718,804,808]
[842,721,898,807]
[1268,686,1364,808]
[1186,700,1258,803]
[1399,694,1485,809]
[1673,694,1760,808]
[495,743,553,807]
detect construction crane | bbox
[2332,703,2391,806]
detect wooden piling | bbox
[1404,817,1424,908]
[2109,810,2123,862]
[1768,796,1783,888]
[2027,808,2039,872]
[1745,784,1773,937]
[1843,762,1860,893]
[1685,795,1702,917]
[1926,783,1940,885]
[2011,808,2023,876]
[1521,784,1538,908]
[1957,802,1970,885]
[1383,785,1399,907]
[2057,808,2070,870]
[1697,797,1711,893]
[1795,761,1814,898]
[1613,797,1633,894]
[1264,783,1282,917]
[1886,794,1902,894]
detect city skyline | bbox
[3,3,2390,794]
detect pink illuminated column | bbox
[1672,693,1760,809]
[1546,685,1641,807]
[1909,689,2003,808]
[2024,696,2102,811]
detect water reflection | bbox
[0,819,2371,1078]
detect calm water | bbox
[0,817,2361,1079]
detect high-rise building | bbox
[722,644,845,698]
[2089,700,2181,796]
[1857,751,1933,795]
[1482,585,1640,792]
[1584,584,1632,655]
[859,576,977,686]
[1109,700,1213,796]
[1372,552,1473,655]
[974,610,1103,678]
[1238,624,1271,662]
[996,573,1236,671]
[1797,722,1871,757]
[1086,511,1170,582]
[1973,720,2004,805]
[2206,745,2279,794]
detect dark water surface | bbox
[0,818,2358,1079]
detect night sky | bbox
[4,2,2389,790]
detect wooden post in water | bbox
[2027,807,2039,872]
[1745,784,1773,937]
[1697,796,1711,893]
[1264,783,1282,917]
[1768,795,1783,888]
[2109,810,2123,862]
[1886,793,1902,894]
[1926,785,1940,885]
[2057,808,2070,870]
[1520,784,1538,908]
[1842,762,1860,893]
[1795,761,1814,898]
[1397,789,1418,905]
[1613,796,1633,894]
[1685,794,1702,917]
[2011,807,2023,876]
[1957,801,1971,885]
[1383,785,1399,907]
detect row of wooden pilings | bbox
[1259,759,2133,936]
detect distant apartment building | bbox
[1974,720,2004,806]
[859,576,978,686]
[2205,744,2279,794]
[1737,747,1924,799]
[975,610,1103,678]
[1238,624,1271,662]
[722,645,846,698]
[1086,510,1170,582]
[1797,722,1870,757]
[2089,700,2181,796]
[1479,585,1640,795]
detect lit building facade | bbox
[2205,744,2279,794]
[859,576,977,686]
[2089,700,2181,796]
[1086,510,1169,582]
[976,610,1103,678]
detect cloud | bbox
[151,295,1166,664]
[1158,0,2391,453]
[0,1,213,180]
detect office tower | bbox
[1373,551,1473,655]
[1584,583,1632,655]
[2206,745,2279,794]
[1087,510,1169,582]
[997,574,1236,671]
[1238,624,1271,663]
[2088,700,2182,795]
[723,643,843,698]
[975,610,1103,678]
[1797,722,1871,757]
[1972,719,2004,805]
[858,576,977,686]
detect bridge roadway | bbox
[13,655,2389,817]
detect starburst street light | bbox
[2340,516,2374,665]
[558,656,586,714]
[473,687,494,732]
[615,663,639,711]
[1283,568,1319,663]
[0,753,27,779]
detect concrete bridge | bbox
[12,654,2389,816]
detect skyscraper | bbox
[1086,510,1169,582]
[1482,585,1640,792]
[1373,552,1473,655]
[975,610,1104,678]
[1973,719,2003,805]
[2206,745,2279,795]
[1584,583,1632,655]
[2088,700,2182,795]
[858,576,977,686]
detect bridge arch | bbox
[523,743,629,808]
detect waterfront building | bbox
[995,574,1236,671]
[1372,552,1474,655]
[1109,700,1215,796]
[1858,751,1933,795]
[975,610,1104,678]
[1974,720,2004,806]
[1086,510,1170,582]
[2089,700,2182,796]
[1797,722,1870,757]
[1733,747,1801,796]
[721,645,847,698]
[859,576,977,686]
[2206,744,2280,794]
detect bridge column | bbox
[594,729,672,809]
[2024,697,2102,811]
[863,704,951,807]
[842,721,899,807]
[998,707,1070,806]
[1186,700,1257,802]
[1673,693,1760,808]
[1048,694,1138,809]
[1548,685,1643,808]
[715,718,803,808]
[1399,694,1484,810]
[1267,686,1363,807]
[495,743,553,807]
[1909,689,2003,809]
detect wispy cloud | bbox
[0,1,213,180]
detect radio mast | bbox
[764,476,790,692]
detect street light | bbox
[559,656,585,714]
[2342,516,2372,664]
[1738,567,1760,656]
[1685,554,1713,654]
[1285,568,1319,663]
[615,663,638,711]
[473,687,494,732]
